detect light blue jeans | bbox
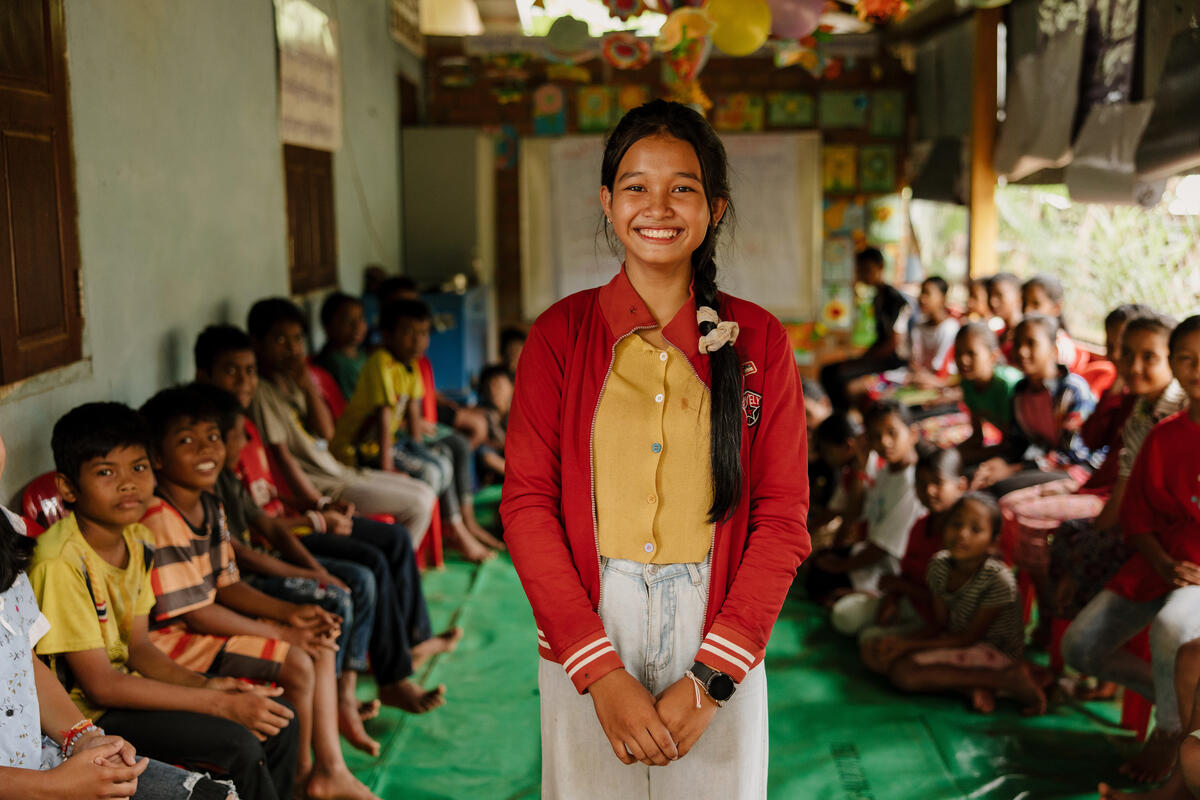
[539,557,768,799]
[41,739,234,799]
[1062,586,1200,732]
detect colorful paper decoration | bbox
[768,0,822,39]
[533,84,566,136]
[713,93,765,131]
[617,84,650,113]
[656,8,715,111]
[822,145,858,193]
[858,0,910,24]
[820,283,854,330]
[708,0,772,56]
[860,145,896,192]
[578,86,617,133]
[822,197,865,238]
[819,91,869,128]
[603,0,646,20]
[821,235,855,284]
[492,124,519,170]
[870,90,906,138]
[867,194,903,243]
[601,32,652,70]
[766,91,814,126]
[545,63,592,83]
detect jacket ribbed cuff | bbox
[694,623,762,683]
[552,629,624,694]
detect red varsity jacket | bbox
[500,268,811,694]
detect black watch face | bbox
[709,673,735,701]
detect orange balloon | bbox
[708,0,772,56]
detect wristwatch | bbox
[690,662,736,704]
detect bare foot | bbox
[1098,779,1189,799]
[412,627,464,670]
[444,523,496,564]
[1002,662,1047,716]
[466,518,506,551]
[305,764,381,800]
[1120,728,1182,784]
[337,698,380,757]
[358,699,381,721]
[971,688,997,714]
[379,679,447,714]
[1076,679,1120,702]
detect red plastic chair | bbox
[307,362,347,420]
[21,515,46,538]
[22,472,67,530]
[1079,359,1118,399]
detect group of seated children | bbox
[806,258,1200,796]
[0,278,519,799]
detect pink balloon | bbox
[768,0,823,39]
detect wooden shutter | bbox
[0,0,83,384]
[283,144,337,295]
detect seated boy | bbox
[474,363,513,486]
[29,402,299,800]
[246,298,436,544]
[194,325,455,716]
[986,273,1023,361]
[907,276,960,388]
[331,299,499,561]
[954,322,1023,464]
[313,292,368,400]
[138,385,381,800]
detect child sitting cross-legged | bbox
[864,493,1046,715]
[331,299,500,561]
[853,444,967,646]
[28,403,300,800]
[138,385,381,800]
[807,401,924,609]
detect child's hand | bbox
[74,733,137,767]
[654,675,719,759]
[321,509,354,535]
[287,604,341,635]
[970,458,1014,490]
[216,685,295,741]
[587,669,678,766]
[311,569,350,592]
[47,740,148,799]
[1159,559,1200,588]
[280,621,340,659]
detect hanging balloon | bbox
[768,0,823,40]
[601,32,652,69]
[602,0,646,20]
[708,0,772,56]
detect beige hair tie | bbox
[697,306,739,354]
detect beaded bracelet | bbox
[305,510,328,534]
[60,718,101,758]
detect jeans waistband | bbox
[600,556,706,585]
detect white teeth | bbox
[639,228,679,240]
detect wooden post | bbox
[968,8,1001,278]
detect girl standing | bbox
[501,100,810,798]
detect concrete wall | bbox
[0,0,414,502]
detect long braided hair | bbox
[600,100,742,522]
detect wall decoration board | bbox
[533,84,566,136]
[823,197,866,239]
[871,89,906,137]
[617,84,650,113]
[577,86,616,132]
[821,235,855,284]
[819,90,869,128]
[767,91,815,127]
[822,145,858,193]
[520,133,822,320]
[867,194,903,243]
[860,144,896,192]
[713,93,766,132]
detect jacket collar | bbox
[597,266,711,384]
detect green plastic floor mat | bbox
[347,557,1145,799]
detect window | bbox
[0,0,83,385]
[283,144,337,295]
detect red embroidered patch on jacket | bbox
[743,390,762,427]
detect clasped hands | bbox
[588,669,719,767]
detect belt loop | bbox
[687,562,702,585]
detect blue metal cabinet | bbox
[422,288,490,402]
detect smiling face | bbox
[1022,284,1060,318]
[954,330,997,383]
[916,466,966,514]
[204,348,258,411]
[1170,328,1200,406]
[989,281,1022,326]
[600,134,726,279]
[1121,327,1173,398]
[57,445,156,530]
[943,497,995,561]
[155,415,225,492]
[1014,321,1058,379]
